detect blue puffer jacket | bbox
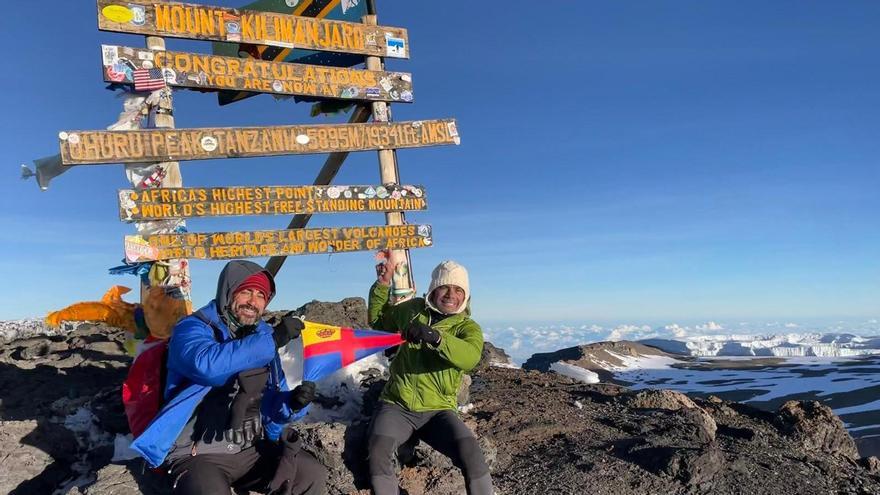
[131,261,307,468]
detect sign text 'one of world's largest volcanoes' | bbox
[60,120,460,165]
[97,0,409,59]
[124,224,433,262]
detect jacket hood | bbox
[425,260,470,315]
[215,260,276,312]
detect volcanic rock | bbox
[776,400,860,459]
[2,301,880,495]
[523,340,675,382]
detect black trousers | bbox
[168,439,327,495]
[367,402,493,495]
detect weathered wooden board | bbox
[124,224,433,262]
[60,120,460,165]
[118,184,428,221]
[97,0,409,59]
[102,45,412,102]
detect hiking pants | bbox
[367,402,493,495]
[168,439,327,495]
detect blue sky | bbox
[2,1,878,326]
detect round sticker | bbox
[200,136,218,152]
[272,80,283,92]
[285,0,300,6]
[67,133,80,144]
[295,134,310,145]
[58,131,68,140]
[102,5,134,23]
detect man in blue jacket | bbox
[131,260,327,494]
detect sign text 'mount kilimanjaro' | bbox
[102,45,413,102]
[97,0,409,59]
[124,224,433,262]
[60,120,460,165]
[118,184,428,221]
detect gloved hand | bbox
[404,322,441,346]
[273,315,305,348]
[228,367,269,431]
[267,426,302,495]
[289,381,316,411]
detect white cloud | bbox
[695,321,724,331]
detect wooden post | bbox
[363,14,416,302]
[264,104,372,276]
[141,35,192,308]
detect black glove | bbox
[289,381,316,411]
[267,426,302,495]
[273,316,305,348]
[404,322,441,346]
[228,367,269,431]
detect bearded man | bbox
[132,260,327,495]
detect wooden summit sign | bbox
[59,120,460,165]
[124,224,433,262]
[118,184,428,221]
[97,0,409,59]
[102,45,413,102]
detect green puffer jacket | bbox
[368,282,484,412]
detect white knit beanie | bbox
[425,260,470,315]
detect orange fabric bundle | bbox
[46,286,139,333]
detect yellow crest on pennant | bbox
[302,322,342,347]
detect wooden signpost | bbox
[124,224,433,262]
[58,0,458,312]
[101,45,413,102]
[60,120,459,164]
[97,0,409,59]
[118,184,427,221]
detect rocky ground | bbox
[1,299,879,494]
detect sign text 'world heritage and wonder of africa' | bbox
[124,224,433,262]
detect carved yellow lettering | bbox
[341,24,353,47]
[275,16,294,44]
[155,5,171,31]
[330,24,342,48]
[241,14,254,39]
[170,6,185,33]
[242,60,257,78]
[198,9,215,35]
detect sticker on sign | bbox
[385,34,406,58]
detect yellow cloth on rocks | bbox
[46,285,139,332]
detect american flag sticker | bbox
[133,68,166,92]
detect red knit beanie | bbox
[233,272,272,300]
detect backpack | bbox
[121,310,222,438]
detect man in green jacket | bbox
[367,259,493,495]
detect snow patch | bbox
[111,433,139,462]
[0,318,71,342]
[550,361,599,384]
